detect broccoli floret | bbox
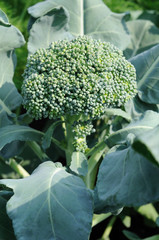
[22,36,137,153]
[22,36,137,120]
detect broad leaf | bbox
[124,20,159,59]
[95,144,159,213]
[107,110,159,147]
[130,10,159,27]
[104,108,131,122]
[0,191,16,240]
[70,152,88,176]
[0,14,25,126]
[0,161,93,240]
[124,95,158,121]
[28,0,130,50]
[28,7,73,54]
[0,141,25,159]
[133,125,159,166]
[130,44,159,104]
[0,125,43,150]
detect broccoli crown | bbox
[22,36,137,120]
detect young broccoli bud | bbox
[72,121,95,152]
[22,36,137,121]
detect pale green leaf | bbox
[136,204,158,224]
[0,161,93,240]
[124,20,159,59]
[124,95,158,121]
[70,152,88,176]
[107,110,159,147]
[28,0,130,50]
[104,108,131,121]
[0,9,10,26]
[133,125,159,166]
[28,7,73,54]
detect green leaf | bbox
[122,216,131,228]
[124,95,158,121]
[0,141,25,159]
[0,9,10,26]
[136,204,159,224]
[107,110,159,147]
[70,152,88,176]
[104,108,131,121]
[130,44,159,104]
[130,10,159,28]
[144,235,159,240]
[0,125,44,150]
[0,191,16,240]
[0,13,25,126]
[42,120,62,150]
[123,230,141,240]
[28,7,73,54]
[124,20,159,59]
[28,0,130,50]
[0,161,93,240]
[95,144,159,213]
[0,83,22,127]
[133,125,159,166]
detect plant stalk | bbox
[64,121,75,166]
[27,141,49,162]
[8,158,30,178]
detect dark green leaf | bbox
[0,125,43,150]
[95,144,159,213]
[28,0,130,50]
[70,152,88,176]
[0,141,25,159]
[0,161,93,240]
[130,44,159,104]
[0,191,16,240]
[123,230,141,240]
[42,120,62,150]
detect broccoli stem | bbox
[64,121,75,166]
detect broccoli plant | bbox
[1,0,159,240]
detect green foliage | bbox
[0,161,93,240]
[1,0,159,239]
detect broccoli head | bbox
[22,36,137,121]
